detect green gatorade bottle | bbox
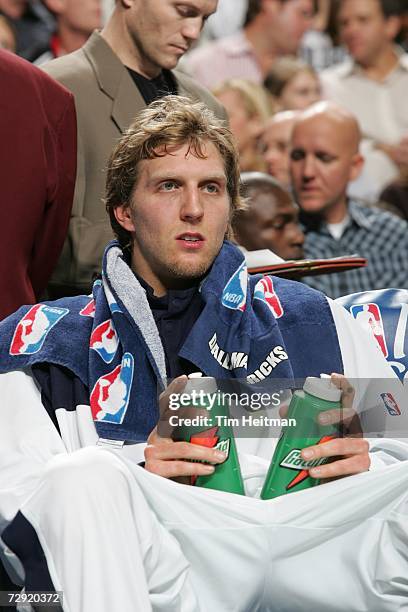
[260,376,341,500]
[176,375,245,495]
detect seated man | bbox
[290,101,408,298]
[0,96,408,612]
[233,171,305,260]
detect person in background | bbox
[33,0,102,64]
[290,101,408,298]
[264,56,321,111]
[185,0,314,88]
[42,0,223,298]
[258,110,299,189]
[321,0,408,203]
[233,171,305,259]
[213,78,271,171]
[0,0,55,59]
[0,10,16,51]
[0,49,76,320]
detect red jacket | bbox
[0,50,76,319]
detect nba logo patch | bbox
[80,299,95,318]
[10,305,69,356]
[90,352,134,424]
[222,261,247,311]
[90,319,119,363]
[350,303,388,357]
[381,392,401,416]
[254,276,284,318]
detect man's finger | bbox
[145,440,227,464]
[145,459,216,479]
[301,437,369,460]
[308,454,370,479]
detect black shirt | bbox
[126,66,178,104]
[137,276,204,379]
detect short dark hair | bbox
[239,172,289,203]
[105,95,245,249]
[378,0,406,18]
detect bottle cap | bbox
[184,375,218,395]
[303,376,341,402]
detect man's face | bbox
[126,0,218,77]
[290,114,362,218]
[271,0,314,55]
[115,141,230,295]
[60,0,102,35]
[238,189,304,260]
[338,0,396,65]
[260,117,296,188]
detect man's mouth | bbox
[176,233,205,249]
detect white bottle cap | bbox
[184,375,218,394]
[303,376,341,402]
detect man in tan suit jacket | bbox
[43,0,225,296]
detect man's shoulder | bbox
[321,60,354,83]
[42,47,91,87]
[351,201,408,241]
[173,69,227,121]
[186,33,241,64]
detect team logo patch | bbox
[80,299,95,318]
[10,305,69,356]
[381,392,401,416]
[350,303,388,357]
[254,276,283,318]
[90,352,134,424]
[221,261,247,311]
[90,319,119,363]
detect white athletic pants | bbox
[15,447,408,612]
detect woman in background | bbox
[213,78,272,172]
[264,57,321,111]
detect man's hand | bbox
[144,376,226,481]
[301,374,370,480]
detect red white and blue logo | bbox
[380,392,401,416]
[80,299,96,318]
[350,303,388,357]
[90,319,119,363]
[90,352,134,424]
[221,261,247,311]
[254,276,284,319]
[10,305,69,356]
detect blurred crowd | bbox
[1,0,408,320]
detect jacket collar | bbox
[82,31,147,133]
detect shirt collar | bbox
[340,46,408,78]
[347,200,373,230]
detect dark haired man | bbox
[321,0,408,202]
[0,96,407,611]
[42,0,223,298]
[233,171,305,260]
[185,0,314,87]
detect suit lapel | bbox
[83,31,145,134]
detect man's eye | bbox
[290,149,305,161]
[160,181,178,191]
[204,183,219,193]
[317,153,335,163]
[176,4,197,18]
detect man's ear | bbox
[114,204,135,233]
[385,15,402,42]
[349,152,365,182]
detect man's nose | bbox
[290,224,305,246]
[180,187,204,221]
[181,19,203,43]
[302,155,316,180]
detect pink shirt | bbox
[185,31,262,89]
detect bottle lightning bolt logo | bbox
[282,435,336,491]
